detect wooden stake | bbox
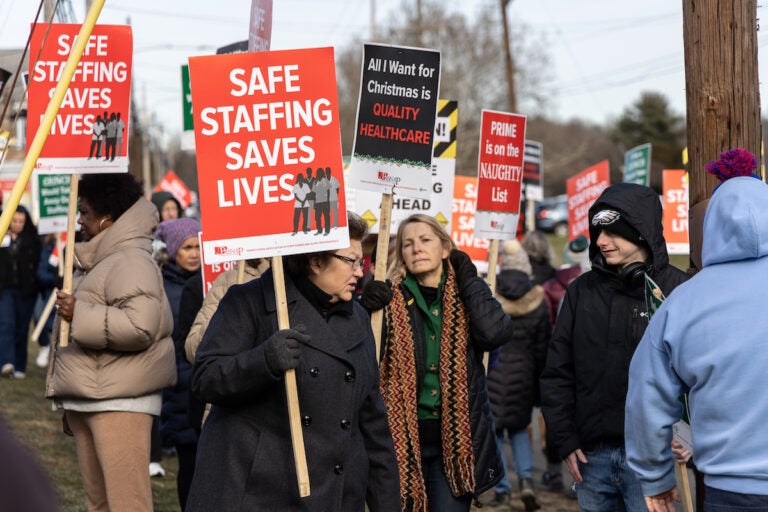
[59,177,79,347]
[271,255,310,497]
[675,462,694,512]
[0,0,105,239]
[371,192,393,362]
[31,287,58,343]
[483,238,500,370]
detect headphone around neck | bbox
[618,261,648,287]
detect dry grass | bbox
[0,341,180,512]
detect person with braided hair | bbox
[362,213,514,512]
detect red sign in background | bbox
[662,169,689,254]
[27,24,132,171]
[566,160,610,240]
[475,110,526,214]
[452,175,489,265]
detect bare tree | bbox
[335,0,553,175]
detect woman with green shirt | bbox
[368,214,514,512]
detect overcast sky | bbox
[2,0,768,136]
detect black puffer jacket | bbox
[382,268,514,497]
[488,270,551,432]
[540,183,689,459]
[160,263,200,447]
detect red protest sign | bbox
[566,160,610,240]
[189,47,348,264]
[154,170,192,209]
[198,233,238,296]
[451,175,489,273]
[27,24,132,174]
[474,110,526,239]
[662,169,689,254]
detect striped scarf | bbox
[379,267,475,512]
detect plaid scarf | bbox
[379,267,475,512]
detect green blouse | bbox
[403,272,446,420]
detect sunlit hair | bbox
[283,211,369,276]
[387,213,455,280]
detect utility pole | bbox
[370,0,377,40]
[44,0,55,21]
[415,0,423,47]
[683,0,761,270]
[500,0,532,232]
[499,0,517,113]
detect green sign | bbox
[181,64,193,132]
[36,174,70,234]
[624,143,651,186]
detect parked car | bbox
[535,195,568,237]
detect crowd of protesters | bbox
[2,149,766,512]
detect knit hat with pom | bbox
[706,147,761,189]
[155,218,201,260]
[499,239,532,276]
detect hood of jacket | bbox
[75,197,158,271]
[495,269,545,317]
[702,176,768,266]
[588,183,670,272]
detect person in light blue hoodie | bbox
[626,148,768,512]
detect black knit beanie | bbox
[590,209,644,246]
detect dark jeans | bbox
[705,486,768,512]
[0,288,36,371]
[421,442,473,512]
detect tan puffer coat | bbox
[46,198,176,400]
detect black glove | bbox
[449,248,478,292]
[360,280,393,312]
[264,327,311,375]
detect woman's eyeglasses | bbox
[331,253,365,270]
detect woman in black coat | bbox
[155,218,202,511]
[0,205,41,378]
[187,213,400,512]
[486,240,551,510]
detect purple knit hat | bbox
[155,218,201,259]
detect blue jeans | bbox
[0,288,36,372]
[421,442,473,512]
[494,427,534,494]
[705,486,768,511]
[575,445,646,512]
